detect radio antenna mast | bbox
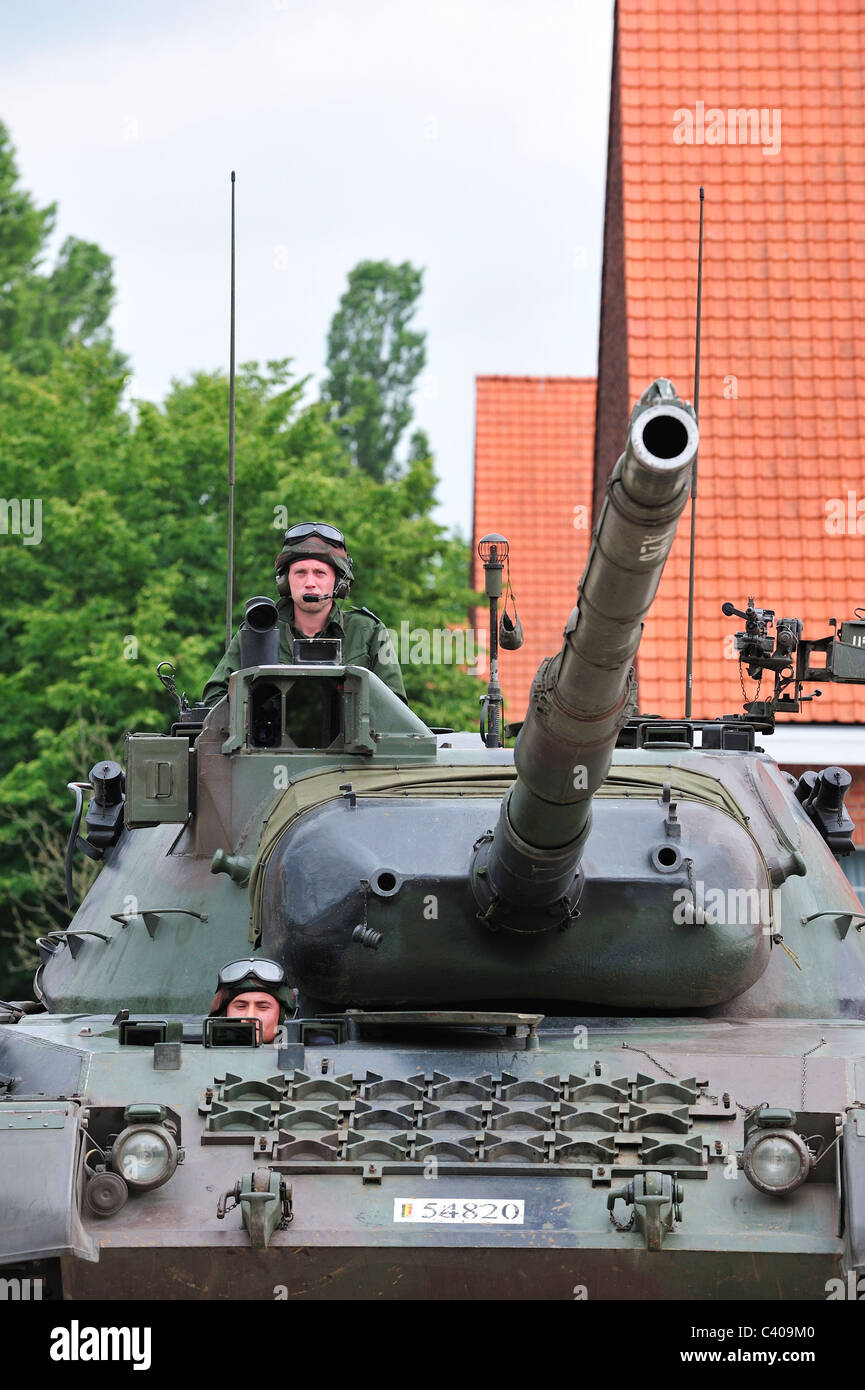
[225,170,237,649]
[684,185,704,719]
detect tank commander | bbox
[202,522,406,705]
[209,958,295,1044]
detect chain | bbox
[801,1037,826,1109]
[608,1207,635,1233]
[621,1039,830,1119]
[620,1043,677,1078]
[621,1043,759,1114]
[738,657,761,705]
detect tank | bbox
[3,378,865,1303]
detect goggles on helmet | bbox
[283,522,346,547]
[217,958,286,989]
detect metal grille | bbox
[200,1067,735,1169]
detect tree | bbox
[0,340,134,996]
[0,353,483,998]
[0,131,484,999]
[322,260,426,480]
[0,121,120,374]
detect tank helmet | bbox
[209,957,295,1019]
[274,522,354,600]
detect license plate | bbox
[393,1198,524,1224]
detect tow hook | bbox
[607,1170,684,1250]
[217,1168,293,1249]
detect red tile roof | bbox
[604,0,865,721]
[472,377,596,720]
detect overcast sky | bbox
[1,0,614,534]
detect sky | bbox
[0,0,615,535]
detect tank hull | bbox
[3,1015,858,1302]
[59,1244,838,1301]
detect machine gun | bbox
[723,598,865,726]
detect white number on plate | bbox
[393,1198,524,1224]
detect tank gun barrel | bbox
[472,378,698,932]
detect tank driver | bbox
[209,958,295,1044]
[202,522,406,705]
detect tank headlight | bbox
[742,1128,812,1196]
[112,1124,178,1192]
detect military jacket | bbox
[202,597,406,705]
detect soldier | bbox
[208,958,294,1044]
[202,522,406,705]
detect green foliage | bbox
[0,121,121,374]
[0,131,483,999]
[0,352,484,997]
[0,339,136,995]
[322,260,426,480]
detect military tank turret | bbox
[4,379,865,1302]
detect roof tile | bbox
[615,0,865,722]
[474,0,865,732]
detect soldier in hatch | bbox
[202,522,406,705]
[208,958,295,1044]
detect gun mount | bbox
[722,597,865,727]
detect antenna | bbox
[684,185,704,719]
[225,170,237,650]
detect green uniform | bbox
[202,597,406,706]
